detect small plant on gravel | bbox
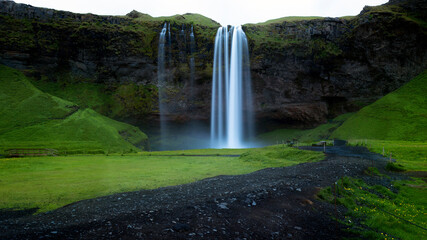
[364,167,380,176]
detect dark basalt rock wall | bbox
[0,0,426,129]
[246,4,427,126]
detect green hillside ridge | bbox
[29,75,114,116]
[29,74,158,119]
[260,70,427,143]
[0,66,75,135]
[0,65,148,154]
[331,70,427,141]
[251,16,325,26]
[129,11,220,28]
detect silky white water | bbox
[211,26,253,148]
[158,23,167,87]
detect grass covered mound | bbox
[29,74,114,116]
[0,65,147,154]
[331,71,427,141]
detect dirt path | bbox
[0,146,403,239]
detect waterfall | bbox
[168,23,172,66]
[189,25,196,100]
[179,24,187,63]
[211,26,253,148]
[158,23,167,88]
[158,23,168,150]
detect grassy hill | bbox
[259,70,427,144]
[331,70,427,141]
[0,65,148,154]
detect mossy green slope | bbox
[331,70,427,141]
[0,65,75,135]
[0,65,147,153]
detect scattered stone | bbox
[218,202,228,209]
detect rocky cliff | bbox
[0,0,426,130]
[245,0,427,127]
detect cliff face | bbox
[0,0,426,128]
[246,1,427,126]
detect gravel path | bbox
[0,146,403,239]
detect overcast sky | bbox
[14,0,388,26]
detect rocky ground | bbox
[0,146,406,239]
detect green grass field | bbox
[318,177,426,240]
[0,65,147,154]
[0,146,324,213]
[348,139,427,172]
